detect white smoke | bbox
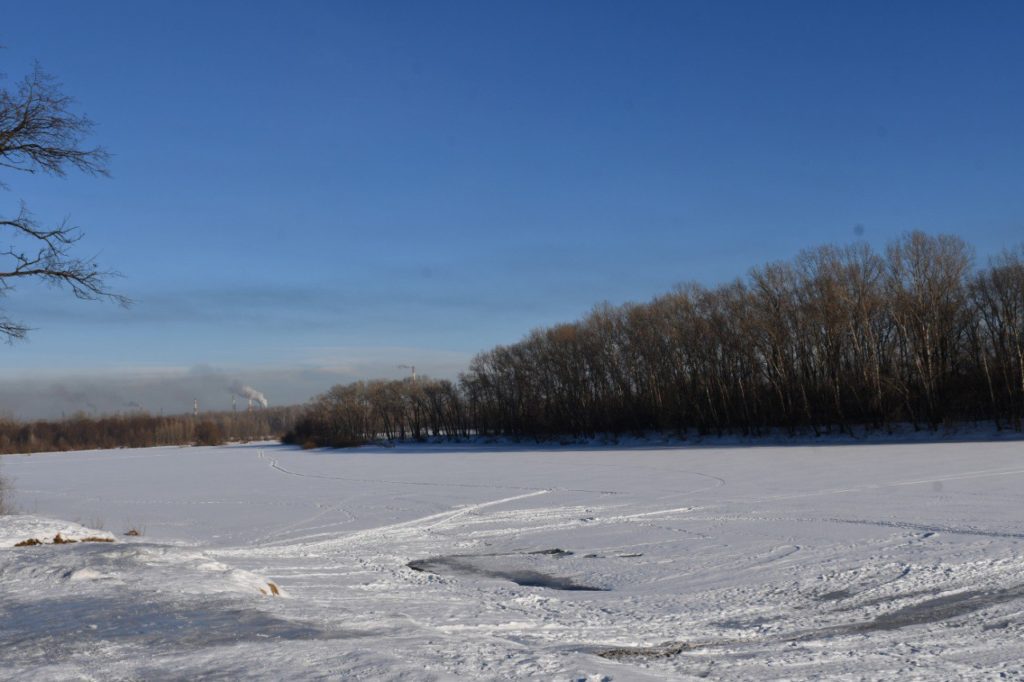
[229,382,268,408]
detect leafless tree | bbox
[0,60,127,341]
[287,233,1024,448]
[970,247,1024,428]
[886,232,973,427]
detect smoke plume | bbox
[229,382,268,408]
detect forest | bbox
[286,232,1024,447]
[0,406,302,455]
[5,231,1022,453]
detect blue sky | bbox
[1,1,1022,417]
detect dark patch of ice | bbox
[592,583,1024,668]
[816,589,854,601]
[407,556,607,591]
[851,584,1024,632]
[983,620,1013,631]
[528,548,574,557]
[798,583,1024,639]
[598,640,698,660]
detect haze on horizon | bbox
[2,1,1023,419]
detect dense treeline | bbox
[283,378,467,448]
[289,232,1024,447]
[0,406,302,455]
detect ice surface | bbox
[2,438,1024,680]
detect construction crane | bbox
[398,364,417,382]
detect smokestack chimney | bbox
[229,382,268,409]
[193,399,199,417]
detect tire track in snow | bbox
[251,488,553,552]
[594,465,1024,525]
[257,449,620,495]
[641,511,1024,541]
[808,516,1024,540]
[745,465,1024,504]
[543,459,727,495]
[248,501,358,548]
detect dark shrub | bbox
[194,420,225,446]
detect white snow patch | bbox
[0,514,114,547]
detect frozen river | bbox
[2,438,1023,680]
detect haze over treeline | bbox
[287,232,1024,447]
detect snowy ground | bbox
[2,438,1024,680]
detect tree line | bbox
[283,378,467,448]
[288,232,1024,447]
[0,407,303,455]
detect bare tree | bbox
[886,232,973,427]
[970,247,1024,428]
[0,61,127,341]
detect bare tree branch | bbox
[0,60,127,342]
[0,63,109,178]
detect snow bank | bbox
[0,515,115,548]
[1,514,285,597]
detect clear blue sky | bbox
[1,1,1022,417]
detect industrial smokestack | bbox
[229,382,268,409]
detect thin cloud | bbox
[0,349,474,420]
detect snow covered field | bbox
[2,438,1024,680]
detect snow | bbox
[0,516,115,548]
[2,438,1024,680]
